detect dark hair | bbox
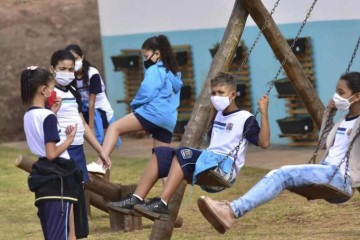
[50,50,75,68]
[210,72,236,91]
[340,72,360,93]
[65,44,92,87]
[20,67,53,105]
[142,35,179,75]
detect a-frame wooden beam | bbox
[149,0,249,239]
[150,0,324,238]
[243,0,324,128]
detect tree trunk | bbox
[149,0,249,239]
[243,0,324,128]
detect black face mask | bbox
[143,52,158,69]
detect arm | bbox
[130,67,163,110]
[81,113,111,168]
[43,114,76,160]
[88,93,96,131]
[257,95,270,149]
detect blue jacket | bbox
[130,61,182,132]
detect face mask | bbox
[54,71,75,86]
[74,60,83,72]
[143,52,158,69]
[47,91,57,107]
[210,94,233,112]
[332,93,356,111]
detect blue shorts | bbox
[153,146,202,180]
[37,200,72,240]
[134,113,173,144]
[68,145,88,182]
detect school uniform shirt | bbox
[23,107,70,159]
[207,109,260,177]
[55,85,85,145]
[130,61,183,133]
[322,115,359,175]
[76,66,114,121]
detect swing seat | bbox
[188,170,231,188]
[288,184,352,201]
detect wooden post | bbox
[149,0,249,239]
[243,0,324,128]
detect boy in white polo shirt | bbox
[108,72,270,221]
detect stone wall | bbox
[0,0,103,142]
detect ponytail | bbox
[142,35,179,75]
[65,44,92,87]
[20,67,53,105]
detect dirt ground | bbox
[0,0,103,142]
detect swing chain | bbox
[308,107,336,164]
[236,0,282,74]
[346,36,360,73]
[328,127,360,190]
[218,0,319,182]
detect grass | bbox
[1,145,360,239]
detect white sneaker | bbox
[87,162,106,175]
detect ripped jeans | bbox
[230,163,353,218]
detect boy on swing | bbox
[198,72,360,234]
[108,72,270,220]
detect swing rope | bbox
[346,36,360,73]
[196,0,319,187]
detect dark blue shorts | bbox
[153,146,202,179]
[37,200,72,240]
[134,113,173,144]
[68,145,88,182]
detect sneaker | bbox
[107,194,144,216]
[87,162,106,175]
[197,196,235,234]
[133,197,169,221]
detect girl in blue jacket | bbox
[87,35,182,173]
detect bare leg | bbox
[134,154,161,199]
[159,157,184,203]
[96,113,143,164]
[68,203,76,240]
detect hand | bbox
[258,95,269,114]
[328,99,336,109]
[65,124,77,141]
[98,151,112,170]
[50,96,62,113]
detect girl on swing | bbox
[198,72,360,234]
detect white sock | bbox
[133,194,143,201]
[161,199,167,206]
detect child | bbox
[21,66,81,239]
[88,35,183,174]
[49,50,111,182]
[64,44,121,158]
[197,72,360,234]
[107,72,270,221]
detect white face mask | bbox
[210,94,232,111]
[332,93,355,111]
[74,60,83,72]
[54,71,75,86]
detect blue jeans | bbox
[230,163,353,218]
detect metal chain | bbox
[346,36,360,73]
[195,0,282,149]
[217,0,318,182]
[308,108,335,164]
[328,127,360,190]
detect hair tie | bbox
[27,66,38,71]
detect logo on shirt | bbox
[226,123,234,131]
[347,128,352,136]
[180,149,193,159]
